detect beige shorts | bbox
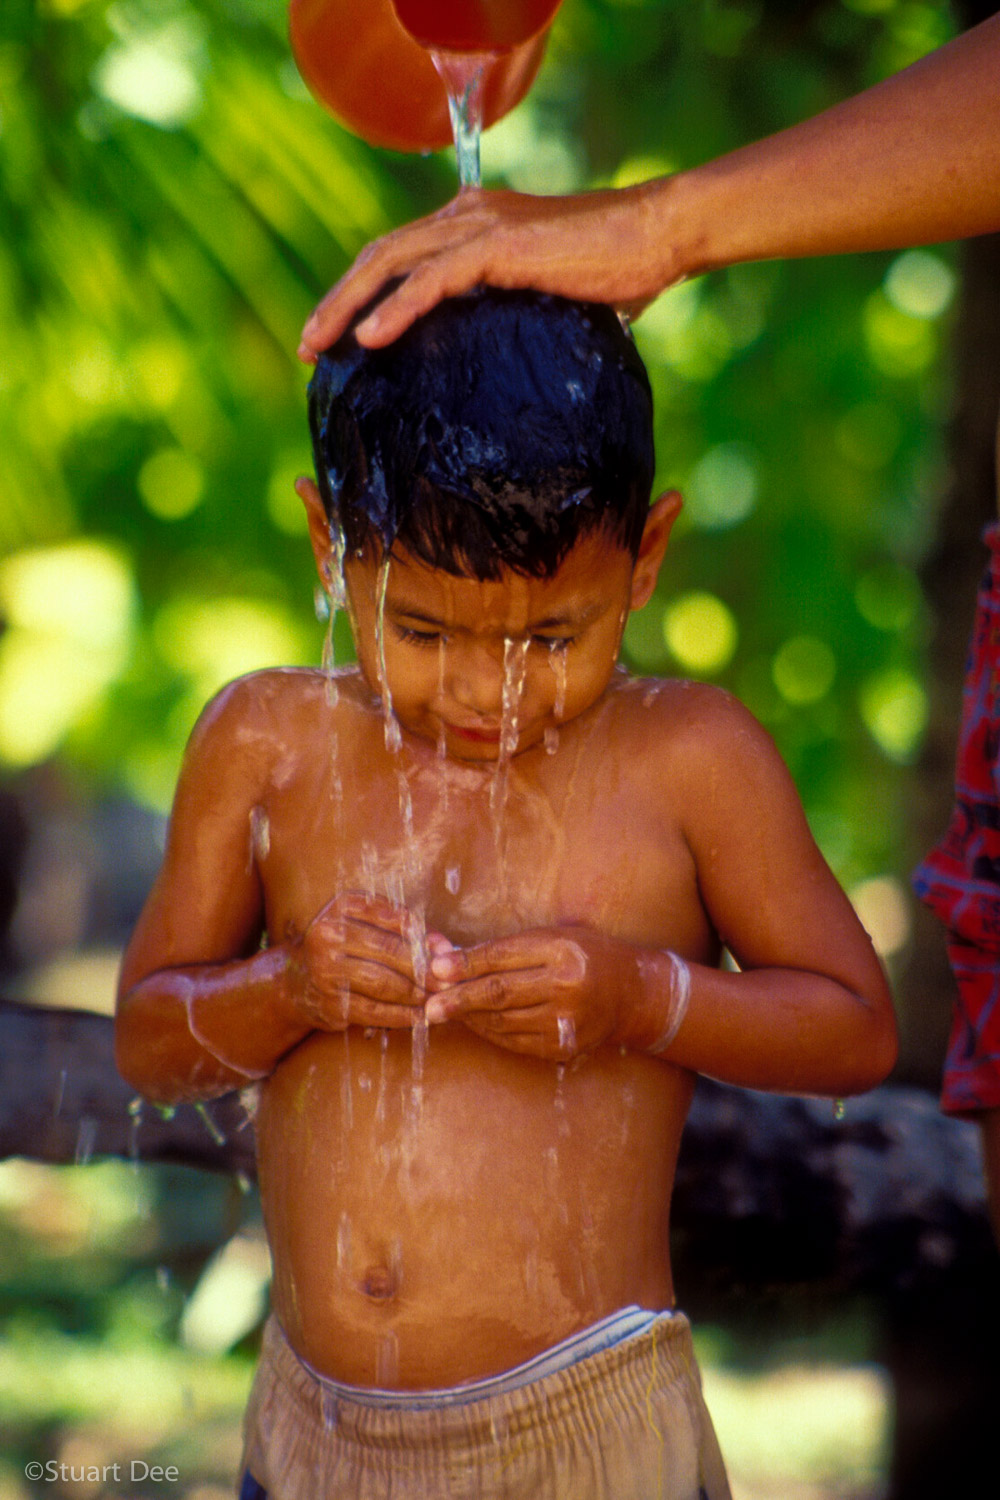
[240,1311,731,1500]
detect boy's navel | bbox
[360,1263,399,1301]
[360,1237,403,1302]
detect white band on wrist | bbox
[648,950,691,1056]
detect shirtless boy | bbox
[116,289,897,1500]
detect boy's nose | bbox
[445,640,507,718]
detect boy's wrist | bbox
[617,947,692,1058]
[185,945,311,1079]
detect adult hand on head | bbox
[298,14,1000,362]
[288,890,434,1031]
[297,182,683,359]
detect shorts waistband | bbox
[295,1306,669,1411]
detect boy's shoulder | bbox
[610,671,768,752]
[184,666,371,771]
[605,672,788,814]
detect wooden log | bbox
[1,997,990,1294]
[0,998,255,1178]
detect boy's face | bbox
[301,482,679,763]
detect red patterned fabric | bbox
[914,524,1000,1116]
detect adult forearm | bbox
[115,946,312,1104]
[667,12,1000,280]
[623,952,897,1097]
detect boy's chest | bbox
[259,722,708,956]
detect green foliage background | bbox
[0,2,967,1489]
[0,0,958,924]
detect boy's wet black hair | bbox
[307,287,655,580]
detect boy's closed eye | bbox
[394,623,578,651]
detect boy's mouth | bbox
[446,721,503,745]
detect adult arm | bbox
[300,11,1000,356]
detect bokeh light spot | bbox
[855,564,922,632]
[772,636,837,706]
[863,292,937,377]
[835,402,902,471]
[860,668,928,760]
[153,597,312,696]
[0,542,135,765]
[138,449,205,521]
[663,592,738,675]
[849,875,912,958]
[686,443,759,530]
[884,250,956,320]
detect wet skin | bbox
[116,492,896,1386]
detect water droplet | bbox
[375,556,402,753]
[361,841,380,898]
[544,726,560,756]
[490,636,530,843]
[336,1211,351,1268]
[239,1084,261,1123]
[321,1386,338,1431]
[194,1101,226,1146]
[557,1016,576,1055]
[74,1116,97,1165]
[314,584,331,622]
[384,711,402,755]
[127,1096,143,1163]
[411,1013,429,1082]
[376,1329,399,1385]
[341,1062,353,1133]
[432,50,495,188]
[445,864,461,894]
[549,643,568,720]
[250,805,270,863]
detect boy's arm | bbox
[115,679,308,1103]
[633,688,898,1094]
[299,11,1000,355]
[116,679,427,1104]
[428,689,897,1097]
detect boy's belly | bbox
[255,1026,692,1388]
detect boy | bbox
[116,289,897,1500]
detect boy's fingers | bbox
[328,891,423,941]
[351,1000,429,1029]
[426,967,548,1020]
[332,889,404,922]
[335,958,425,1007]
[429,931,548,984]
[460,1014,555,1057]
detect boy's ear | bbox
[630,491,682,611]
[296,476,334,579]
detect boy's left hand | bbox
[425,927,633,1059]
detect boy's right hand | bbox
[288,891,430,1031]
